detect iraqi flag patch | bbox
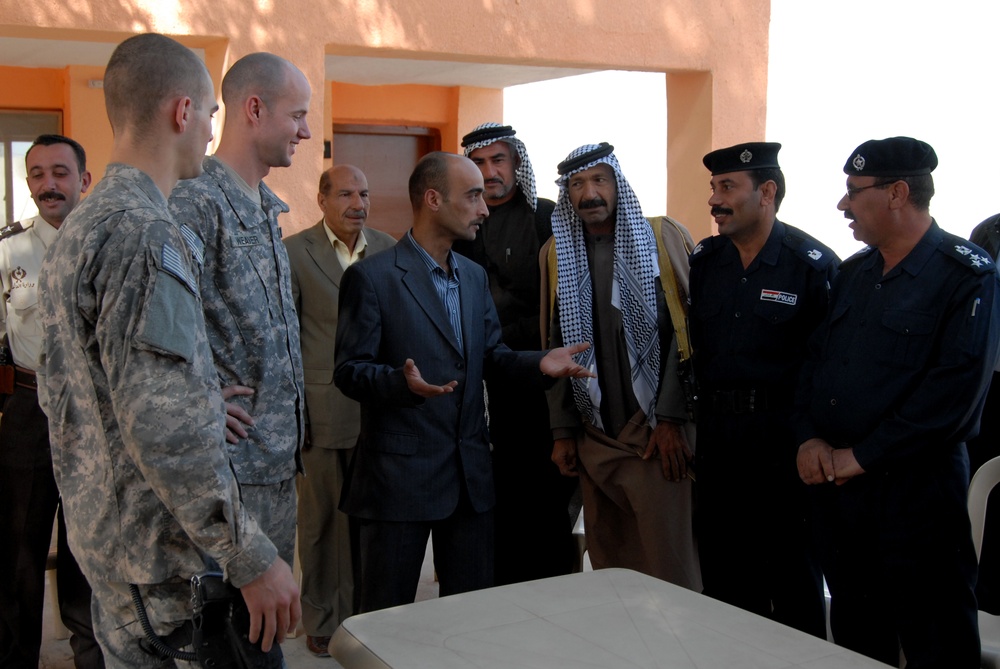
[760,289,797,306]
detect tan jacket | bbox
[285,221,396,449]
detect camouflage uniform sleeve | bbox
[100,221,276,587]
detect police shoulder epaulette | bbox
[944,239,994,274]
[838,245,875,271]
[784,233,836,270]
[689,235,726,264]
[0,220,27,243]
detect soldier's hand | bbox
[551,438,579,477]
[221,385,255,444]
[240,557,300,653]
[643,421,693,482]
[403,358,458,397]
[797,438,835,485]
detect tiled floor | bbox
[40,542,442,668]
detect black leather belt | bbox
[14,365,37,391]
[704,388,787,415]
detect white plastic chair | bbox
[968,455,1000,668]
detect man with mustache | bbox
[688,142,836,637]
[455,123,576,585]
[545,143,700,588]
[0,134,102,667]
[283,165,394,656]
[797,137,1000,668]
[334,152,593,613]
[169,53,311,595]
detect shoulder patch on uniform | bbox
[785,234,836,270]
[179,224,204,265]
[0,220,27,242]
[161,241,198,294]
[838,246,875,271]
[947,242,994,274]
[689,235,724,263]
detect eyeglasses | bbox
[845,182,893,201]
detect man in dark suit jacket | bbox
[334,152,591,613]
[284,165,395,656]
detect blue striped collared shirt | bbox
[407,231,463,354]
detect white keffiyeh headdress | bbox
[552,143,661,430]
[461,122,538,212]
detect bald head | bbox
[104,33,212,136]
[408,152,455,211]
[221,53,298,108]
[318,164,370,249]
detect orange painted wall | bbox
[329,82,502,156]
[0,65,64,111]
[0,0,771,239]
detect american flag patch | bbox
[162,242,197,294]
[179,224,204,265]
[760,289,797,306]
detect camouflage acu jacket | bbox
[37,163,277,587]
[170,156,305,485]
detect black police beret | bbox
[844,137,937,177]
[703,142,781,175]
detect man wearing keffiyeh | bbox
[545,143,701,589]
[455,123,576,585]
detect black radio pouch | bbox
[190,572,284,669]
[130,572,283,669]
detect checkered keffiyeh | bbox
[462,122,538,212]
[552,144,661,430]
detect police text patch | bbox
[760,289,797,306]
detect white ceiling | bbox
[0,36,595,88]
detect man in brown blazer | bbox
[284,164,395,656]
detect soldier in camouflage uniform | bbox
[37,34,300,667]
[169,53,310,566]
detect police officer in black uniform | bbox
[690,142,836,638]
[796,137,1000,669]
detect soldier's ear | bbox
[172,96,193,134]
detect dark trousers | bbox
[0,385,103,669]
[695,411,827,639]
[489,386,576,586]
[967,372,1000,613]
[356,488,494,614]
[811,453,980,669]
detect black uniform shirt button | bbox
[741,277,747,284]
[830,398,837,406]
[735,311,741,318]
[875,283,882,290]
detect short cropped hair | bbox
[26,134,87,174]
[221,53,293,109]
[408,152,452,210]
[748,167,786,213]
[103,33,211,135]
[873,175,935,211]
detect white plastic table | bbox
[330,568,890,668]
